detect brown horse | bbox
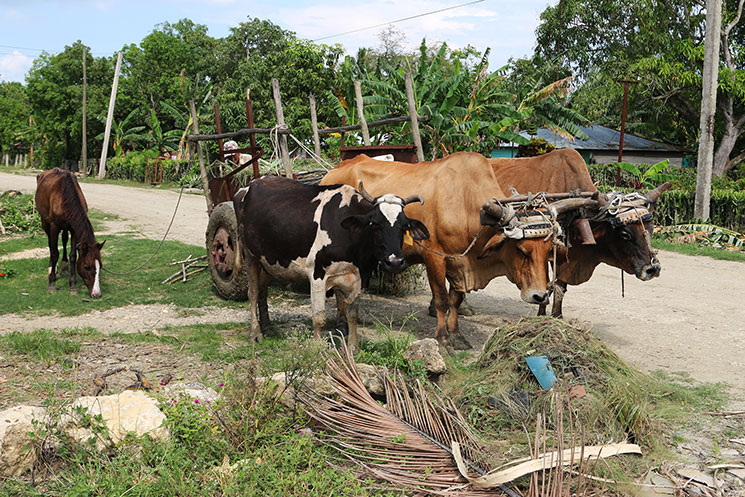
[35,168,104,298]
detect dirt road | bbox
[3,170,744,407]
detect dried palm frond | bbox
[298,341,514,496]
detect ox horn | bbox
[402,194,424,206]
[481,199,515,226]
[645,181,673,203]
[550,197,599,215]
[357,181,376,203]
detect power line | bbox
[312,0,485,41]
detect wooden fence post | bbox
[98,51,123,179]
[189,100,214,214]
[405,72,425,162]
[354,80,371,146]
[309,94,321,157]
[271,78,293,178]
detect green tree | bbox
[26,41,111,168]
[213,17,343,151]
[533,0,745,177]
[0,82,30,156]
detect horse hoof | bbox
[60,263,69,275]
[70,288,79,295]
[47,287,57,294]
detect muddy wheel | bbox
[206,202,248,301]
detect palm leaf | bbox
[298,341,505,496]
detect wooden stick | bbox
[189,99,213,214]
[309,94,321,157]
[272,78,293,178]
[354,80,371,146]
[405,72,425,162]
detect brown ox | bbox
[490,148,669,317]
[321,152,584,349]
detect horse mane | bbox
[59,170,97,246]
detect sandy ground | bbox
[2,169,744,408]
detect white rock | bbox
[65,390,168,450]
[0,405,46,477]
[162,381,219,404]
[403,338,447,375]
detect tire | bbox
[206,202,248,301]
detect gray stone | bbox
[0,405,46,477]
[356,363,386,398]
[403,338,447,375]
[162,381,219,404]
[65,390,169,450]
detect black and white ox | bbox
[233,175,429,351]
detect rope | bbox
[101,180,187,276]
[413,226,487,260]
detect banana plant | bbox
[95,109,148,156]
[616,159,674,187]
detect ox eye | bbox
[620,229,632,241]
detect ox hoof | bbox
[459,302,476,316]
[428,299,437,317]
[448,334,472,351]
[47,286,57,294]
[247,332,263,344]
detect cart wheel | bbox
[206,202,248,301]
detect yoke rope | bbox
[413,226,488,260]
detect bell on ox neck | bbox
[574,218,596,245]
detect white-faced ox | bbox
[233,175,429,351]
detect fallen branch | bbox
[162,257,207,284]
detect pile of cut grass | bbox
[448,318,726,464]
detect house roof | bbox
[521,125,690,154]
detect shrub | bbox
[516,137,555,157]
[0,192,42,234]
[105,151,201,184]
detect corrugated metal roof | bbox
[521,125,690,153]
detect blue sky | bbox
[0,0,554,83]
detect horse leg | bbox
[68,231,78,294]
[46,225,60,293]
[60,230,69,275]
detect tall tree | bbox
[534,0,745,177]
[0,82,30,156]
[26,42,111,168]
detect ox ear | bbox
[406,219,429,240]
[477,233,507,259]
[341,214,369,232]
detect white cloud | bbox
[0,51,33,83]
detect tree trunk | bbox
[713,120,743,176]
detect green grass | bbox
[0,328,82,364]
[0,235,244,316]
[653,238,745,262]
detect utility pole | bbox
[98,51,123,179]
[695,0,722,220]
[81,46,87,177]
[616,79,638,186]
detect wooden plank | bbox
[354,80,371,146]
[272,78,293,178]
[405,72,425,162]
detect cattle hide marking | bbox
[377,194,404,227]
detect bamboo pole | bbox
[309,94,321,157]
[405,72,425,162]
[271,78,293,178]
[189,99,213,214]
[354,80,371,146]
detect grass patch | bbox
[357,314,428,380]
[653,239,745,262]
[445,318,728,470]
[0,364,394,497]
[0,235,245,316]
[0,328,81,363]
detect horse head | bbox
[77,240,105,298]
